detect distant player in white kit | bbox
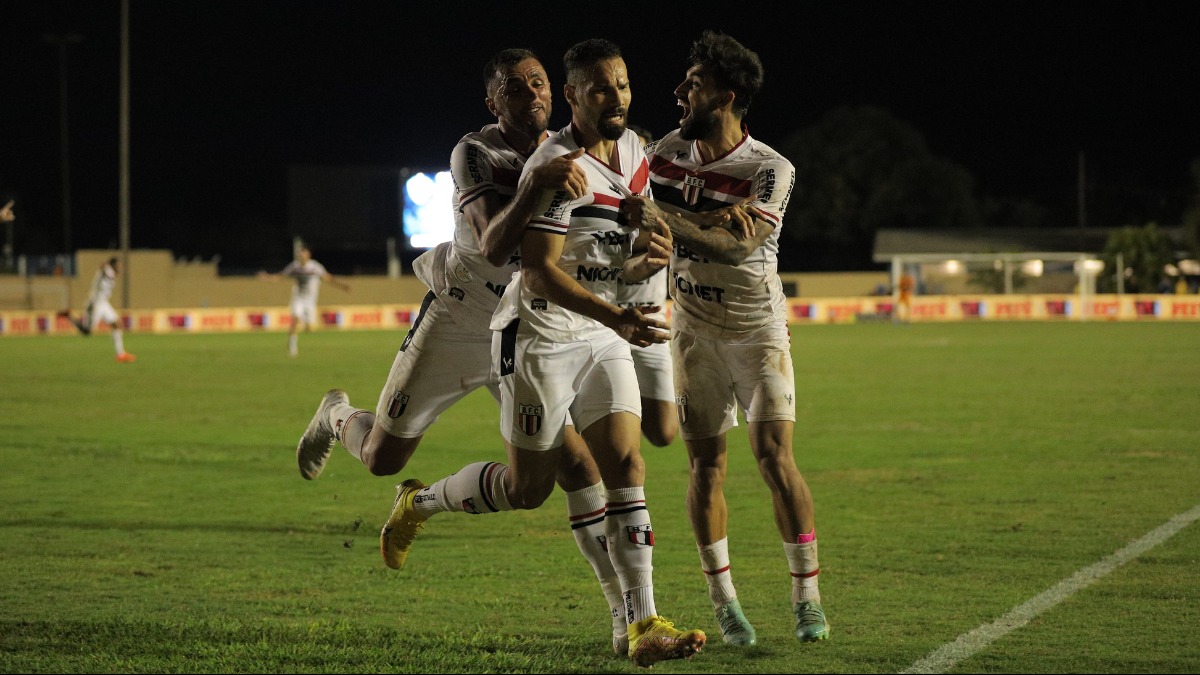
[259,245,349,357]
[69,256,136,363]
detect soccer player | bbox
[623,31,831,646]
[294,48,635,656]
[378,39,705,667]
[68,256,136,363]
[258,245,349,357]
[614,127,678,448]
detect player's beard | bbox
[597,109,627,141]
[680,100,719,140]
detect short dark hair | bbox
[484,48,540,94]
[107,256,120,267]
[688,31,764,118]
[563,38,622,86]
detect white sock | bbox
[288,334,298,355]
[565,484,624,637]
[606,486,656,624]
[784,538,821,604]
[415,462,512,517]
[327,400,372,462]
[112,329,125,355]
[698,538,737,607]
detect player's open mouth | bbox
[677,100,691,125]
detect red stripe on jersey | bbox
[529,218,568,234]
[592,192,622,208]
[629,159,649,195]
[648,155,753,198]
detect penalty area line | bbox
[901,503,1200,674]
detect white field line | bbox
[902,503,1200,674]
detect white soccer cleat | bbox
[296,389,348,480]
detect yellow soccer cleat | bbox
[627,615,706,667]
[380,478,428,570]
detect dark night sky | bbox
[2,1,1198,268]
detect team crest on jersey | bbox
[682,175,705,206]
[626,524,655,547]
[452,262,472,283]
[387,390,411,418]
[676,394,689,425]
[519,403,543,435]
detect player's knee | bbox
[507,479,555,510]
[643,421,678,448]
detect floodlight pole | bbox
[42,32,83,258]
[119,0,131,308]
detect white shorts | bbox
[672,321,796,440]
[291,298,318,326]
[631,339,674,403]
[87,300,119,328]
[495,319,640,451]
[375,292,500,438]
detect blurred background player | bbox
[895,268,915,323]
[68,256,136,363]
[293,48,634,656]
[615,125,678,449]
[258,245,349,357]
[625,31,830,646]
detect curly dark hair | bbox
[688,31,764,118]
[484,48,541,94]
[563,38,623,86]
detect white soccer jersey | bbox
[615,267,668,322]
[647,129,795,336]
[87,265,117,306]
[412,124,527,328]
[280,259,328,306]
[491,124,651,342]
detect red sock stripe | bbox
[479,462,502,512]
[703,565,731,576]
[568,506,607,522]
[790,568,820,579]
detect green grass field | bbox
[2,322,1198,673]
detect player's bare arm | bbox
[473,148,588,267]
[622,217,672,283]
[521,228,667,347]
[623,194,770,266]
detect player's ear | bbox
[485,96,499,117]
[564,83,576,107]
